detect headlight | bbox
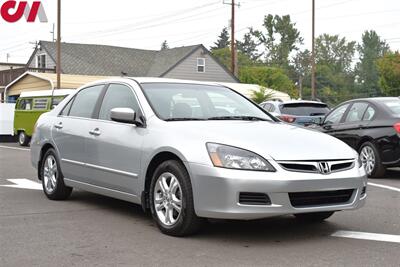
[206,143,276,172]
[354,150,363,168]
[357,154,363,168]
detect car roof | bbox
[76,77,231,92]
[337,97,400,107]
[130,77,221,86]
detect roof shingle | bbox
[38,41,201,77]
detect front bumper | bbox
[189,162,367,220]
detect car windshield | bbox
[280,103,330,116]
[381,99,400,115]
[141,83,273,121]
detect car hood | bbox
[165,120,355,161]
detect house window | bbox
[197,58,205,73]
[37,54,46,69]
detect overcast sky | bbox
[1,0,399,63]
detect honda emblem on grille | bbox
[317,162,331,174]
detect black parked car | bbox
[317,97,400,178]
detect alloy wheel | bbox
[154,172,183,226]
[360,146,375,175]
[43,155,58,193]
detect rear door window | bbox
[345,102,368,122]
[280,103,330,116]
[324,104,350,124]
[363,106,376,121]
[69,85,104,118]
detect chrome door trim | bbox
[62,158,85,166]
[85,162,138,178]
[61,158,138,178]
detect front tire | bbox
[18,131,30,146]
[40,148,72,200]
[359,141,385,178]
[149,160,204,236]
[294,211,335,222]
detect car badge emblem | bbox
[317,162,331,174]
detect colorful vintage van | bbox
[14,89,75,146]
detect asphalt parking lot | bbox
[0,142,399,267]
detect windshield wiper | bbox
[207,116,269,121]
[165,118,207,121]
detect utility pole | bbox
[231,0,236,76]
[224,0,240,77]
[52,0,61,109]
[311,0,316,100]
[56,0,61,89]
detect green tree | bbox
[210,27,230,51]
[356,30,390,96]
[237,32,262,61]
[161,40,169,50]
[251,14,303,69]
[239,66,297,98]
[377,51,400,96]
[251,87,275,104]
[314,34,356,100]
[315,34,356,73]
[291,49,311,99]
[211,47,254,72]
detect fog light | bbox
[361,186,367,196]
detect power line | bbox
[66,2,221,41]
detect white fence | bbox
[0,103,15,135]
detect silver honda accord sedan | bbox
[31,77,367,236]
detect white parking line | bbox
[0,145,30,151]
[0,179,42,190]
[332,231,400,244]
[368,182,400,193]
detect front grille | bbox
[289,189,354,208]
[278,160,355,174]
[279,163,317,173]
[239,192,271,205]
[331,162,354,172]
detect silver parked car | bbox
[31,78,367,236]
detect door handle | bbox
[54,122,63,129]
[89,128,101,136]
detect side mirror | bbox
[110,108,145,126]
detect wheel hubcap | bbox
[19,132,25,144]
[43,155,57,193]
[360,146,375,175]
[154,172,182,226]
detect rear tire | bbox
[18,131,30,146]
[40,148,72,200]
[359,141,385,178]
[149,160,204,236]
[294,211,335,222]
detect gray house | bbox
[27,41,238,83]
